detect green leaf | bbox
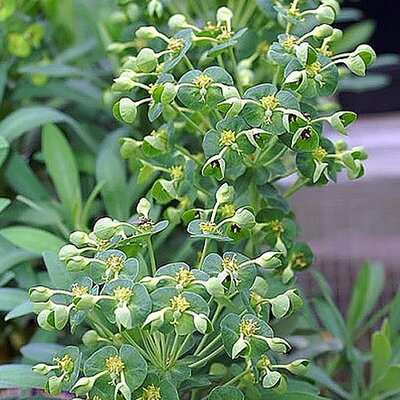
[0,364,46,389]
[43,251,73,290]
[5,301,33,321]
[4,152,50,201]
[369,365,400,396]
[209,385,244,400]
[42,124,82,224]
[0,106,97,150]
[20,343,64,363]
[389,289,400,343]
[306,365,350,400]
[0,288,28,311]
[371,329,391,383]
[0,197,11,214]
[346,262,385,336]
[96,133,129,220]
[0,226,65,254]
[0,237,36,275]
[0,62,9,106]
[0,136,9,167]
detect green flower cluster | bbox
[30,192,306,399]
[26,1,376,398]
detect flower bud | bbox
[231,207,256,229]
[137,197,151,218]
[136,48,158,73]
[32,363,54,375]
[238,67,254,87]
[72,376,96,396]
[168,14,187,30]
[334,139,347,152]
[93,217,120,240]
[136,26,159,39]
[122,56,139,72]
[29,286,54,302]
[82,330,101,346]
[327,28,342,42]
[254,252,281,269]
[312,24,334,39]
[203,277,225,298]
[112,75,136,91]
[119,137,140,159]
[53,304,70,330]
[354,44,376,67]
[217,7,233,29]
[115,304,133,330]
[315,5,335,24]
[45,375,63,395]
[58,244,80,261]
[286,359,309,375]
[148,0,163,18]
[66,256,91,272]
[262,370,282,389]
[141,276,162,291]
[265,337,291,353]
[193,313,211,334]
[160,82,177,104]
[73,294,98,311]
[321,0,340,15]
[351,146,368,160]
[113,97,138,124]
[69,231,91,247]
[216,183,235,204]
[38,309,54,331]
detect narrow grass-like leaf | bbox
[0,226,65,254]
[0,106,97,150]
[42,124,82,225]
[96,133,130,220]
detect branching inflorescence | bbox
[29,1,375,399]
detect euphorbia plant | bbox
[3,1,376,399]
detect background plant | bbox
[0,0,384,399]
[286,264,400,399]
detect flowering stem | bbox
[284,177,309,198]
[189,346,224,368]
[146,237,157,275]
[224,368,249,386]
[194,304,223,354]
[229,47,243,95]
[172,103,205,134]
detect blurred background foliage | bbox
[0,0,398,387]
